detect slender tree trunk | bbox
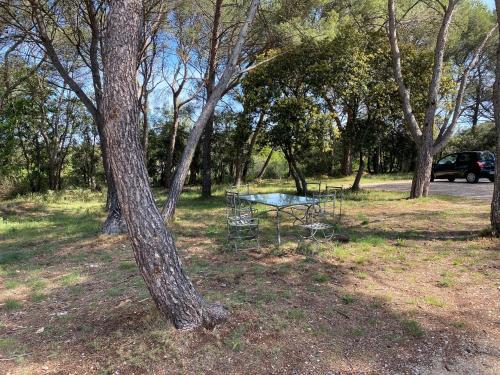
[255,148,274,179]
[351,151,365,192]
[201,114,214,197]
[102,0,228,330]
[165,107,180,188]
[287,158,303,195]
[284,148,306,195]
[373,149,380,174]
[161,0,260,220]
[188,152,199,185]
[47,159,58,190]
[234,151,243,187]
[201,0,223,198]
[471,71,481,130]
[241,112,265,182]
[291,158,307,195]
[491,0,500,237]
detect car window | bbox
[481,152,495,162]
[457,153,472,163]
[437,154,457,165]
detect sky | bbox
[484,0,495,10]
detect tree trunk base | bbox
[410,148,433,199]
[201,302,230,330]
[102,212,127,235]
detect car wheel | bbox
[465,172,479,183]
[431,173,435,182]
[447,177,455,182]
[489,176,495,182]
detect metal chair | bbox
[312,192,337,219]
[324,185,344,222]
[295,202,335,246]
[225,191,259,251]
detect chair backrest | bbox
[325,185,344,197]
[324,185,344,220]
[305,181,322,196]
[228,184,250,195]
[225,191,240,217]
[312,192,336,218]
[225,190,252,219]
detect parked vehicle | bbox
[431,151,495,183]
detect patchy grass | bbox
[0,182,498,374]
[3,298,22,311]
[401,319,424,338]
[423,295,446,308]
[341,294,356,304]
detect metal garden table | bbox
[239,193,319,247]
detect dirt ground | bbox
[0,189,499,374]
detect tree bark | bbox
[351,151,365,192]
[165,105,180,188]
[29,0,126,234]
[141,89,149,159]
[201,0,223,198]
[162,0,260,220]
[491,0,500,237]
[102,0,228,330]
[201,114,214,197]
[284,148,306,195]
[471,68,482,130]
[241,112,265,182]
[388,0,496,199]
[341,140,353,176]
[410,142,434,198]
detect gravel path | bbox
[364,179,494,201]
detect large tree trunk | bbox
[491,0,500,237]
[98,115,127,235]
[141,89,149,159]
[102,0,227,330]
[30,2,126,234]
[341,141,353,176]
[410,141,433,198]
[351,151,365,192]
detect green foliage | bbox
[441,122,496,154]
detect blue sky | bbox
[484,0,495,10]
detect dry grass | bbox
[0,183,498,374]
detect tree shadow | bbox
[1,236,496,374]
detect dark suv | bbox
[431,151,495,183]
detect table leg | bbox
[276,208,281,247]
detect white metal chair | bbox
[225,191,259,251]
[324,185,344,222]
[295,202,335,245]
